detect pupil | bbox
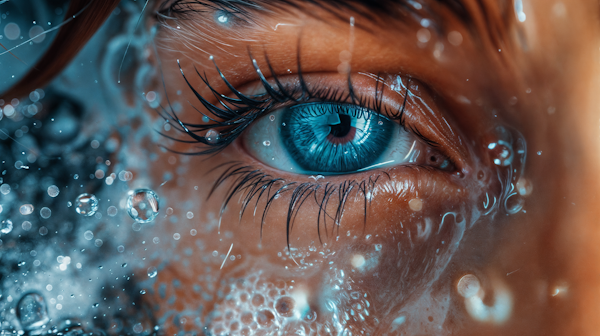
[329,114,352,138]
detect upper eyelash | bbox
[155,47,417,156]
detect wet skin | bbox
[129,0,600,334]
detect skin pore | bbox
[2,0,600,335]
[116,0,600,334]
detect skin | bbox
[120,0,600,334]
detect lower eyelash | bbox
[208,162,386,249]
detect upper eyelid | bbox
[159,52,459,171]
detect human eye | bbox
[244,76,454,175]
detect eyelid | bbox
[234,72,469,174]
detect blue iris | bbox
[280,103,395,173]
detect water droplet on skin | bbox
[127,189,160,223]
[262,140,271,147]
[269,115,275,121]
[74,193,99,217]
[205,129,220,144]
[1,219,13,234]
[409,198,423,211]
[487,141,514,166]
[256,309,275,326]
[374,244,382,251]
[457,274,481,298]
[17,293,50,331]
[147,266,158,278]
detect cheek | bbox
[139,152,491,335]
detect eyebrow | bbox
[160,0,512,51]
[161,0,471,26]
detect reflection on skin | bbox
[1,0,600,335]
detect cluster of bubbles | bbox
[208,274,320,336]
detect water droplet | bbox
[17,293,49,331]
[487,141,514,166]
[262,140,271,147]
[457,274,481,298]
[256,310,276,327]
[269,115,275,121]
[107,206,118,217]
[1,219,13,234]
[20,204,34,215]
[205,129,220,144]
[140,289,146,295]
[374,244,382,251]
[0,183,11,195]
[47,185,59,198]
[74,194,99,217]
[127,189,160,223]
[275,297,295,317]
[40,207,51,219]
[83,230,94,241]
[147,266,158,278]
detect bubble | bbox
[252,294,265,306]
[22,221,32,231]
[448,31,463,46]
[4,22,21,41]
[0,183,11,195]
[205,129,220,144]
[374,244,382,251]
[1,219,13,234]
[75,194,99,216]
[457,274,481,298]
[40,207,51,219]
[107,206,118,217]
[17,293,49,332]
[127,189,160,223]
[263,140,271,147]
[275,297,295,317]
[256,310,275,327]
[269,115,275,121]
[29,26,45,43]
[147,266,158,278]
[47,185,59,197]
[20,204,34,215]
[83,230,94,241]
[416,28,431,43]
[504,192,525,215]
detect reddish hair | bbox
[1,0,121,100]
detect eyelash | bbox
[156,48,438,157]
[155,49,446,247]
